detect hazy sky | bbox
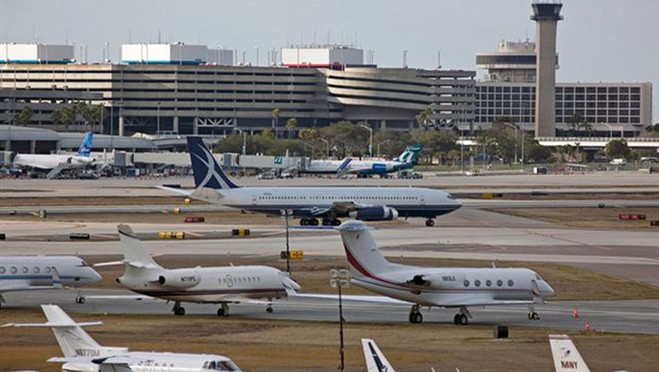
[1,0,657,120]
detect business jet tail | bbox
[549,334,590,372]
[118,224,162,270]
[338,221,393,278]
[2,305,128,359]
[77,132,94,157]
[187,136,239,190]
[362,338,396,372]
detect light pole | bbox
[460,129,464,173]
[330,269,350,372]
[376,139,390,158]
[281,209,292,273]
[319,137,330,158]
[358,123,373,158]
[234,128,246,155]
[156,102,161,135]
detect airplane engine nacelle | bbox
[158,270,201,289]
[349,207,399,221]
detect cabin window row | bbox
[258,196,418,200]
[463,279,514,288]
[0,266,53,274]
[219,276,262,284]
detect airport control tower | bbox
[531,1,563,138]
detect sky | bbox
[1,0,657,120]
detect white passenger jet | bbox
[4,304,241,372]
[0,256,102,306]
[13,132,95,177]
[338,221,555,325]
[114,224,300,316]
[161,137,460,227]
[301,144,423,177]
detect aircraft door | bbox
[251,195,258,205]
[225,275,234,288]
[419,194,426,205]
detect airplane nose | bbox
[543,282,555,297]
[90,269,103,283]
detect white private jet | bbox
[0,256,102,306]
[362,338,396,372]
[338,221,555,325]
[114,224,300,316]
[13,132,95,178]
[3,304,241,372]
[160,137,460,227]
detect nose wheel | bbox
[266,304,273,313]
[528,312,540,320]
[408,305,423,324]
[217,303,229,317]
[425,219,435,227]
[173,302,186,316]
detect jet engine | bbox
[349,207,399,221]
[158,270,201,288]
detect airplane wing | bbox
[93,355,134,372]
[288,292,411,305]
[155,185,193,197]
[437,298,534,307]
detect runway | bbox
[3,288,659,335]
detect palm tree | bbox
[12,106,33,126]
[286,118,297,139]
[415,107,433,130]
[272,108,281,137]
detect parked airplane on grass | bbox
[12,132,95,178]
[338,221,555,324]
[0,256,102,307]
[114,224,300,316]
[4,305,241,372]
[549,335,590,372]
[161,137,460,227]
[301,144,423,177]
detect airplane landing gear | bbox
[528,305,540,320]
[266,304,273,313]
[173,302,185,316]
[322,218,341,226]
[408,304,423,324]
[300,218,320,226]
[425,219,435,227]
[217,303,229,317]
[453,313,469,325]
[75,296,86,304]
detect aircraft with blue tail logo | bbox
[301,144,423,177]
[159,137,459,227]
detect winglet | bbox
[361,338,396,372]
[549,334,591,372]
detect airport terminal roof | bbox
[0,125,60,141]
[59,132,156,150]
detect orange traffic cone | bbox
[584,318,591,331]
[572,306,579,319]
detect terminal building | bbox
[474,40,653,136]
[0,43,476,141]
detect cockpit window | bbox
[205,360,239,371]
[535,274,543,281]
[447,194,456,200]
[78,260,90,267]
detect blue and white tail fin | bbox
[338,221,393,279]
[362,338,396,372]
[118,225,162,270]
[77,132,94,157]
[393,144,422,164]
[549,335,590,372]
[187,136,239,190]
